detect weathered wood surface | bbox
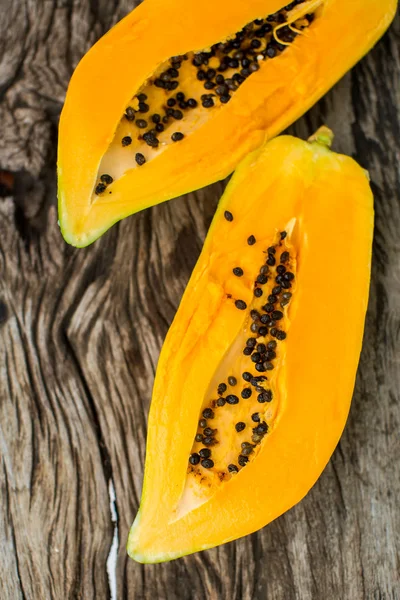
[0,1,399,598]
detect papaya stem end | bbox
[308,126,334,148]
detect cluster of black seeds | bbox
[189,228,295,474]
[126,88,189,155]
[189,0,311,109]
[94,173,113,195]
[189,409,217,469]
[95,2,314,194]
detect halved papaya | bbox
[58,0,395,247]
[127,127,374,562]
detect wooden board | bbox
[0,2,399,598]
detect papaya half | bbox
[127,127,374,562]
[58,0,396,247]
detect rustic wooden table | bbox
[1,2,399,599]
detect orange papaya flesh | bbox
[94,4,315,191]
[127,128,374,563]
[58,0,396,247]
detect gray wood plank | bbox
[0,1,399,598]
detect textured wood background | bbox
[0,1,399,599]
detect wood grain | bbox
[0,2,399,598]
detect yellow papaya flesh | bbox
[58,0,396,247]
[127,128,374,562]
